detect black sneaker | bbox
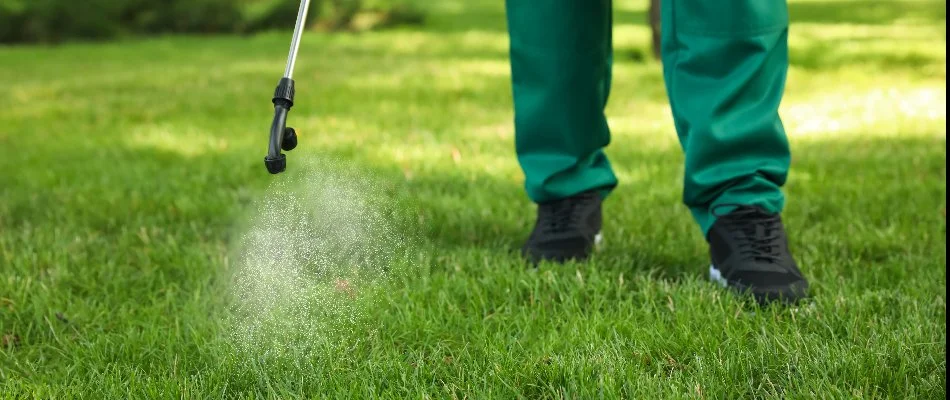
[707,204,809,304]
[521,191,603,264]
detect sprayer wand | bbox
[265,0,313,174]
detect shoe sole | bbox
[522,232,604,264]
[709,264,809,305]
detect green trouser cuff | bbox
[505,0,618,203]
[662,0,792,236]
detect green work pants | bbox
[505,0,792,235]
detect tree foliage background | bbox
[0,0,424,44]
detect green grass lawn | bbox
[1,0,946,398]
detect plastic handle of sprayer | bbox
[265,78,295,174]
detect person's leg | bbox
[506,0,617,204]
[661,0,791,234]
[661,0,809,303]
[505,0,616,263]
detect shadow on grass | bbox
[420,5,648,34]
[311,133,946,284]
[790,41,944,72]
[3,118,944,294]
[789,0,946,25]
[420,0,946,34]
[318,1,946,74]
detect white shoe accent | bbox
[594,232,603,250]
[709,264,728,287]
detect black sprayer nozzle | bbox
[265,154,287,174]
[265,78,298,174]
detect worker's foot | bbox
[707,205,810,305]
[521,191,602,264]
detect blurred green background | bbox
[0,0,423,44]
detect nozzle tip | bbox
[264,154,287,174]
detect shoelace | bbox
[712,204,784,264]
[539,194,595,234]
